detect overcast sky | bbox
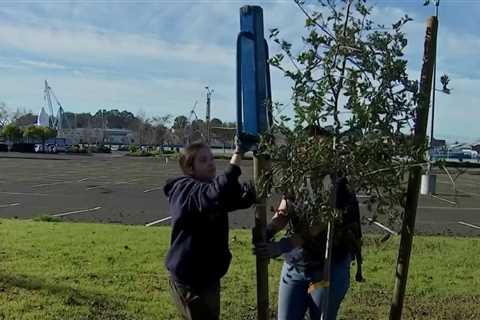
[0,0,478,142]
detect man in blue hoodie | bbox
[164,142,255,320]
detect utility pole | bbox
[389,16,438,320]
[205,87,213,145]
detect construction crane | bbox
[205,86,213,145]
[44,80,69,131]
[186,100,205,144]
[188,100,199,123]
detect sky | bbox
[0,0,479,142]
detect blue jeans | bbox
[277,256,351,320]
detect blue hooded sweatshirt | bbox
[164,164,253,290]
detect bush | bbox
[65,145,89,154]
[128,145,140,153]
[128,150,153,157]
[90,145,111,153]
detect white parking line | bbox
[419,206,480,211]
[86,185,106,190]
[86,178,142,189]
[115,178,143,185]
[144,186,162,193]
[51,206,102,217]
[430,194,457,205]
[458,221,480,230]
[145,216,172,227]
[0,192,49,196]
[77,178,89,182]
[367,218,397,235]
[0,203,20,208]
[32,181,70,188]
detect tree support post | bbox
[389,16,438,320]
[253,154,270,320]
[237,5,273,320]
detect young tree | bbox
[259,0,421,239]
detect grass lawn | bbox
[0,218,479,320]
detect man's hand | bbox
[253,238,294,258]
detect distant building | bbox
[60,128,137,145]
[431,138,447,150]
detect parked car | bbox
[35,144,57,153]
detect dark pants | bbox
[168,277,220,320]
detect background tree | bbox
[172,115,189,130]
[23,125,40,144]
[63,112,76,128]
[14,112,37,127]
[259,0,420,232]
[0,102,10,128]
[2,123,23,143]
[210,118,223,128]
[190,119,205,143]
[75,113,92,128]
[172,115,189,145]
[151,115,172,146]
[24,126,57,151]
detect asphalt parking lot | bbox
[0,152,479,236]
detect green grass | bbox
[0,219,479,320]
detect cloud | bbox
[0,1,478,141]
[0,23,234,67]
[0,71,241,121]
[432,76,480,140]
[20,59,66,70]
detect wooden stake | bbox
[252,154,270,320]
[389,16,438,320]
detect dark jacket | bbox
[164,164,254,289]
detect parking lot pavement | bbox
[0,152,479,236]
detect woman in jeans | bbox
[255,127,363,320]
